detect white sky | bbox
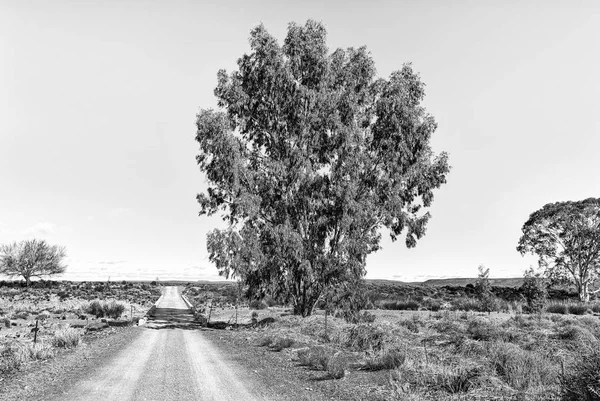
[1,0,599,282]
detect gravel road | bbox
[48,286,267,401]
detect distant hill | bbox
[420,278,524,287]
[366,277,525,288]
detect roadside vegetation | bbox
[183,277,600,400]
[0,280,161,375]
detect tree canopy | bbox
[196,20,450,316]
[0,239,67,286]
[517,198,600,302]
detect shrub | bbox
[467,318,503,341]
[52,327,82,348]
[381,300,420,311]
[421,298,443,311]
[451,298,481,312]
[334,310,376,324]
[488,341,558,391]
[342,323,389,352]
[11,311,29,320]
[104,301,125,319]
[326,352,347,379]
[0,344,26,373]
[590,303,600,314]
[1,317,10,328]
[24,342,53,360]
[365,347,406,370]
[85,300,126,319]
[249,299,268,310]
[475,265,497,312]
[557,325,597,344]
[561,349,600,401]
[399,315,421,333]
[86,299,104,317]
[270,337,294,351]
[567,304,588,316]
[438,366,480,394]
[393,358,480,395]
[547,303,569,314]
[297,346,331,370]
[257,336,273,347]
[520,267,548,313]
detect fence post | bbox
[33,319,39,344]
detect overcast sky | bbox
[1,1,599,282]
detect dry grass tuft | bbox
[297,345,331,370]
[326,351,348,379]
[487,341,558,391]
[52,326,82,348]
[365,347,406,371]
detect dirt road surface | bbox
[48,286,267,401]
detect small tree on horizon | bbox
[520,266,547,314]
[0,239,67,286]
[475,264,496,312]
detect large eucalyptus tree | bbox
[195,20,450,316]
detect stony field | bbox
[0,281,161,377]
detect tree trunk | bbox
[579,282,590,302]
[25,276,31,287]
[293,300,315,317]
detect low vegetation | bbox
[0,280,160,376]
[207,296,600,400]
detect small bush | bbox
[326,352,347,379]
[438,366,480,394]
[104,301,125,319]
[561,349,600,400]
[297,346,331,370]
[567,304,588,316]
[421,298,443,311]
[557,325,597,344]
[394,359,480,395]
[342,323,389,352]
[451,298,481,312]
[488,341,558,391]
[1,317,10,328]
[547,303,568,314]
[24,342,53,360]
[520,268,547,314]
[11,311,29,320]
[85,300,126,319]
[399,317,421,333]
[52,327,82,348]
[334,310,376,324]
[270,337,294,351]
[365,347,406,370]
[257,336,273,347]
[86,299,104,317]
[0,345,26,373]
[467,318,507,341]
[381,300,420,311]
[249,299,268,310]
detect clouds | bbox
[21,222,56,237]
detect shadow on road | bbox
[145,307,208,330]
[145,307,271,331]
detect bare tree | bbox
[0,239,67,286]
